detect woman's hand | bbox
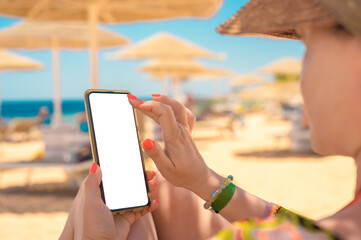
[129,94,270,223]
[128,94,213,192]
[60,162,159,240]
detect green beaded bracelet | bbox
[204,175,233,210]
[211,183,236,213]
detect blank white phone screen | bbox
[89,92,148,211]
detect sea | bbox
[1,100,85,123]
[1,97,151,123]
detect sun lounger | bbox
[273,109,312,153]
[2,117,43,142]
[40,124,90,162]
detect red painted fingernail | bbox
[136,101,144,106]
[90,162,98,174]
[143,139,154,150]
[152,171,157,177]
[153,181,158,187]
[127,94,137,100]
[151,93,161,98]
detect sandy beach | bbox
[0,113,355,239]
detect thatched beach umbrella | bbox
[0,20,129,125]
[260,57,302,75]
[242,81,301,103]
[140,59,208,77]
[140,59,209,98]
[109,32,221,60]
[192,67,234,79]
[0,0,223,22]
[0,0,223,90]
[110,32,223,98]
[140,60,233,98]
[0,49,43,115]
[229,73,264,88]
[191,67,234,97]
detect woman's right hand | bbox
[128,94,213,192]
[129,94,270,223]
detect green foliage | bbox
[275,73,299,82]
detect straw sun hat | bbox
[217,0,361,39]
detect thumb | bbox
[84,162,102,199]
[142,139,173,172]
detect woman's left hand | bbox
[60,163,159,240]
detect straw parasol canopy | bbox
[0,20,129,125]
[190,67,234,97]
[140,59,209,98]
[0,20,129,49]
[109,32,221,60]
[140,60,233,98]
[192,67,234,79]
[0,49,43,70]
[242,81,302,103]
[260,57,302,75]
[0,0,223,22]
[229,73,264,88]
[146,67,234,96]
[140,59,209,77]
[0,0,223,92]
[110,32,224,99]
[0,49,43,115]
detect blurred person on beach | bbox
[75,112,88,133]
[61,0,361,239]
[10,105,50,126]
[38,106,50,124]
[0,116,6,131]
[234,104,246,128]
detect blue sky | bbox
[0,0,305,101]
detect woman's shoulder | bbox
[316,200,361,240]
[211,205,342,240]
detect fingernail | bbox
[152,171,157,177]
[127,94,137,100]
[151,93,161,98]
[156,199,160,204]
[143,139,154,150]
[90,162,98,174]
[136,101,144,106]
[153,181,158,187]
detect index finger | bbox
[127,94,160,125]
[151,94,188,128]
[136,101,179,142]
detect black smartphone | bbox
[84,89,150,214]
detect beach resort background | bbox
[0,0,356,239]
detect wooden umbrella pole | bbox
[0,73,2,117]
[88,5,99,89]
[161,77,169,95]
[51,39,62,126]
[214,79,220,97]
[172,76,181,100]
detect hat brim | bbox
[217,0,336,40]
